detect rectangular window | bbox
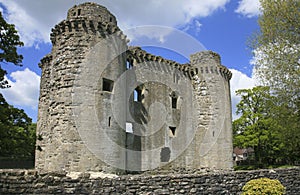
[126,122,133,133]
[134,88,142,102]
[102,78,114,92]
[126,61,133,70]
[172,97,177,109]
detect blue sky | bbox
[0,0,260,122]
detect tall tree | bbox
[0,11,24,88]
[0,93,35,159]
[0,11,35,160]
[233,86,283,166]
[253,0,300,108]
[249,0,300,166]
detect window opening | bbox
[108,117,111,127]
[134,87,142,102]
[126,61,133,70]
[102,78,114,92]
[77,9,81,16]
[126,122,133,133]
[169,126,176,137]
[173,72,179,83]
[109,17,113,22]
[172,97,177,109]
[160,147,171,162]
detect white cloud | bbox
[0,68,40,109]
[235,0,261,18]
[0,0,230,46]
[230,69,257,120]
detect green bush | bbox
[242,178,286,195]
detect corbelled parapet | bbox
[50,2,129,45]
[127,46,198,78]
[190,51,232,81]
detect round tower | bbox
[36,2,128,173]
[190,51,233,169]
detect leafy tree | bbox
[0,11,24,88]
[248,0,300,167]
[271,102,300,165]
[0,10,36,161]
[233,86,283,166]
[0,93,35,159]
[253,0,299,109]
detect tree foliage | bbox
[233,86,283,166]
[0,93,36,159]
[253,0,300,108]
[0,11,24,88]
[233,86,300,166]
[0,10,35,161]
[244,0,300,167]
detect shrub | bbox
[242,178,286,195]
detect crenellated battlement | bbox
[191,51,232,81]
[127,47,198,79]
[50,19,129,45]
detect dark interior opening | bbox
[169,126,176,137]
[108,117,111,127]
[102,78,114,92]
[172,96,177,109]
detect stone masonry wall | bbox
[0,167,299,194]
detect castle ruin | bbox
[36,2,233,173]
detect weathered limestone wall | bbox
[190,51,233,169]
[36,2,128,173]
[1,168,299,194]
[36,2,233,173]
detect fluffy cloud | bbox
[230,69,257,120]
[0,68,40,109]
[0,0,229,46]
[235,0,261,18]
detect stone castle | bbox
[36,2,233,173]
